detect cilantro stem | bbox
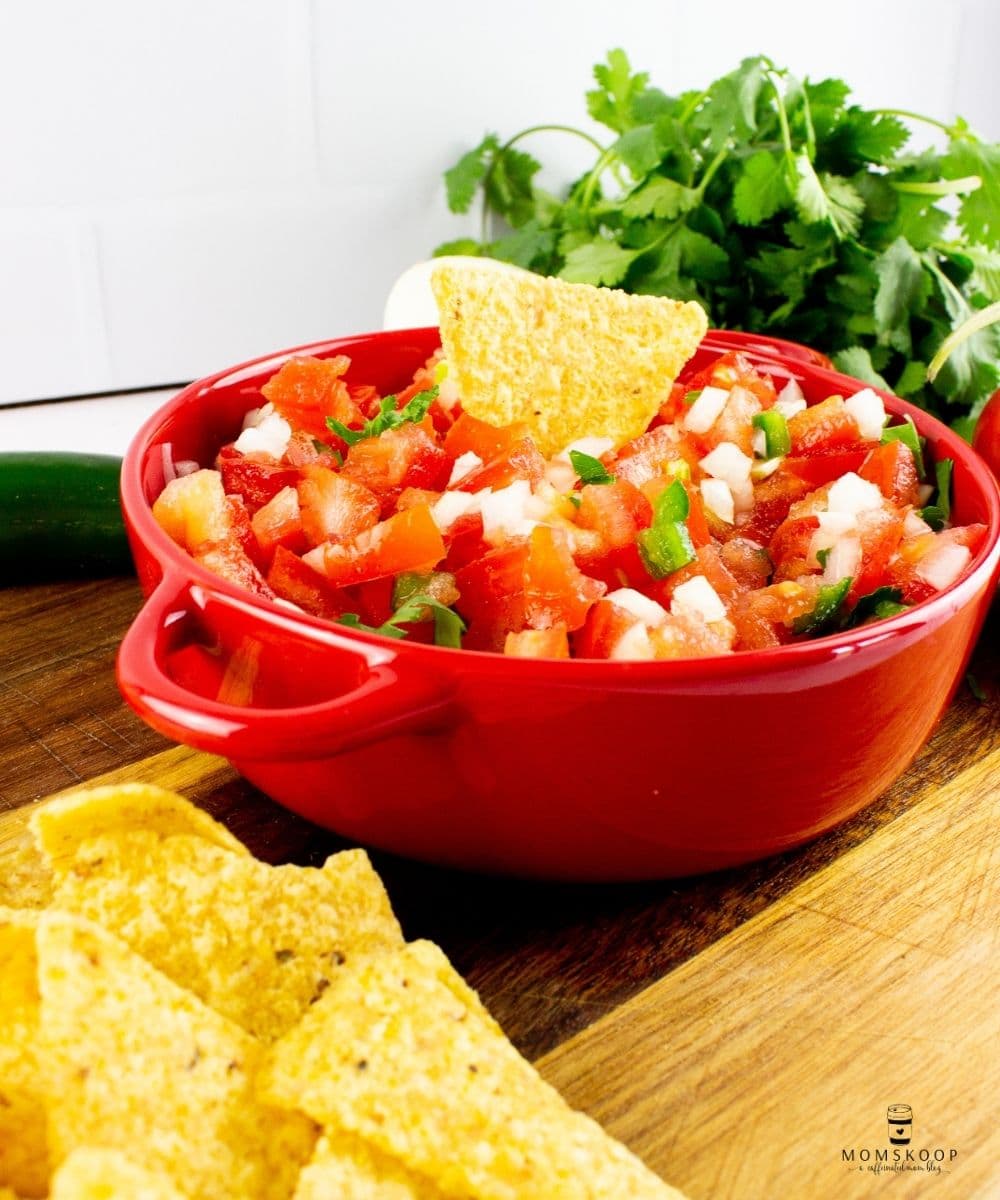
[872,108,958,138]
[482,124,612,242]
[694,144,730,199]
[892,175,982,197]
[927,299,1000,383]
[766,70,795,158]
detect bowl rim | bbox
[121,326,1000,682]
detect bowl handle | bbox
[116,572,457,761]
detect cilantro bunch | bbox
[437,51,1000,434]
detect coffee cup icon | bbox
[888,1104,912,1144]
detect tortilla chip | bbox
[262,940,684,1200]
[36,911,317,1200]
[293,1131,445,1200]
[0,908,49,1198]
[49,1148,186,1200]
[30,783,249,869]
[431,265,708,456]
[47,828,402,1042]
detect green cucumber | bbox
[0,453,134,586]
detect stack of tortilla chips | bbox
[1,783,688,1198]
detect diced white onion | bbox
[609,621,656,661]
[826,472,883,516]
[544,460,577,492]
[822,536,861,584]
[683,385,729,434]
[808,511,857,567]
[175,459,201,477]
[698,441,753,487]
[845,387,887,441]
[904,511,934,538]
[160,443,177,484]
[605,588,669,627]
[447,451,483,486]
[731,478,756,514]
[918,483,935,505]
[479,479,539,540]
[556,436,616,463]
[700,478,735,525]
[752,427,768,458]
[431,489,481,531]
[750,456,783,481]
[233,412,292,459]
[915,543,971,591]
[241,403,271,431]
[775,378,807,419]
[670,575,727,624]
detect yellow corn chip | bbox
[0,907,49,1199]
[47,827,402,1042]
[262,940,685,1200]
[49,1148,186,1200]
[431,265,708,456]
[36,911,317,1200]
[0,1189,22,1200]
[294,1131,445,1200]
[30,783,249,869]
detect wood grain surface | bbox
[1,573,998,1199]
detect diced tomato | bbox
[282,430,343,469]
[444,411,531,463]
[609,426,695,488]
[681,350,778,408]
[787,395,862,456]
[573,599,641,659]
[396,486,441,510]
[784,448,872,486]
[195,539,274,600]
[768,514,821,582]
[309,504,446,587]
[250,486,306,566]
[341,423,450,511]
[442,512,489,571]
[522,525,606,632]
[885,523,988,604]
[849,507,906,603]
[216,446,300,512]
[455,437,545,493]
[266,546,349,620]
[152,468,232,554]
[720,537,772,591]
[261,356,364,442]
[351,576,395,627]
[226,495,261,567]
[575,480,653,550]
[647,544,740,609]
[454,542,530,651]
[504,625,570,658]
[737,468,814,545]
[701,385,762,456]
[858,440,921,507]
[297,465,380,548]
[729,596,785,651]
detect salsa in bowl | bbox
[118,327,1000,880]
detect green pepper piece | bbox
[751,410,791,458]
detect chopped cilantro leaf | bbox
[569,449,616,485]
[881,415,926,478]
[920,458,954,529]
[847,585,908,627]
[339,590,466,648]
[327,387,438,448]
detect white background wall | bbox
[1,0,998,406]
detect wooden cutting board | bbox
[3,739,998,1200]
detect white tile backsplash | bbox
[1,0,997,409]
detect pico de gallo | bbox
[152,350,987,659]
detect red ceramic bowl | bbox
[118,328,1000,881]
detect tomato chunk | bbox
[261,356,364,442]
[309,503,446,586]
